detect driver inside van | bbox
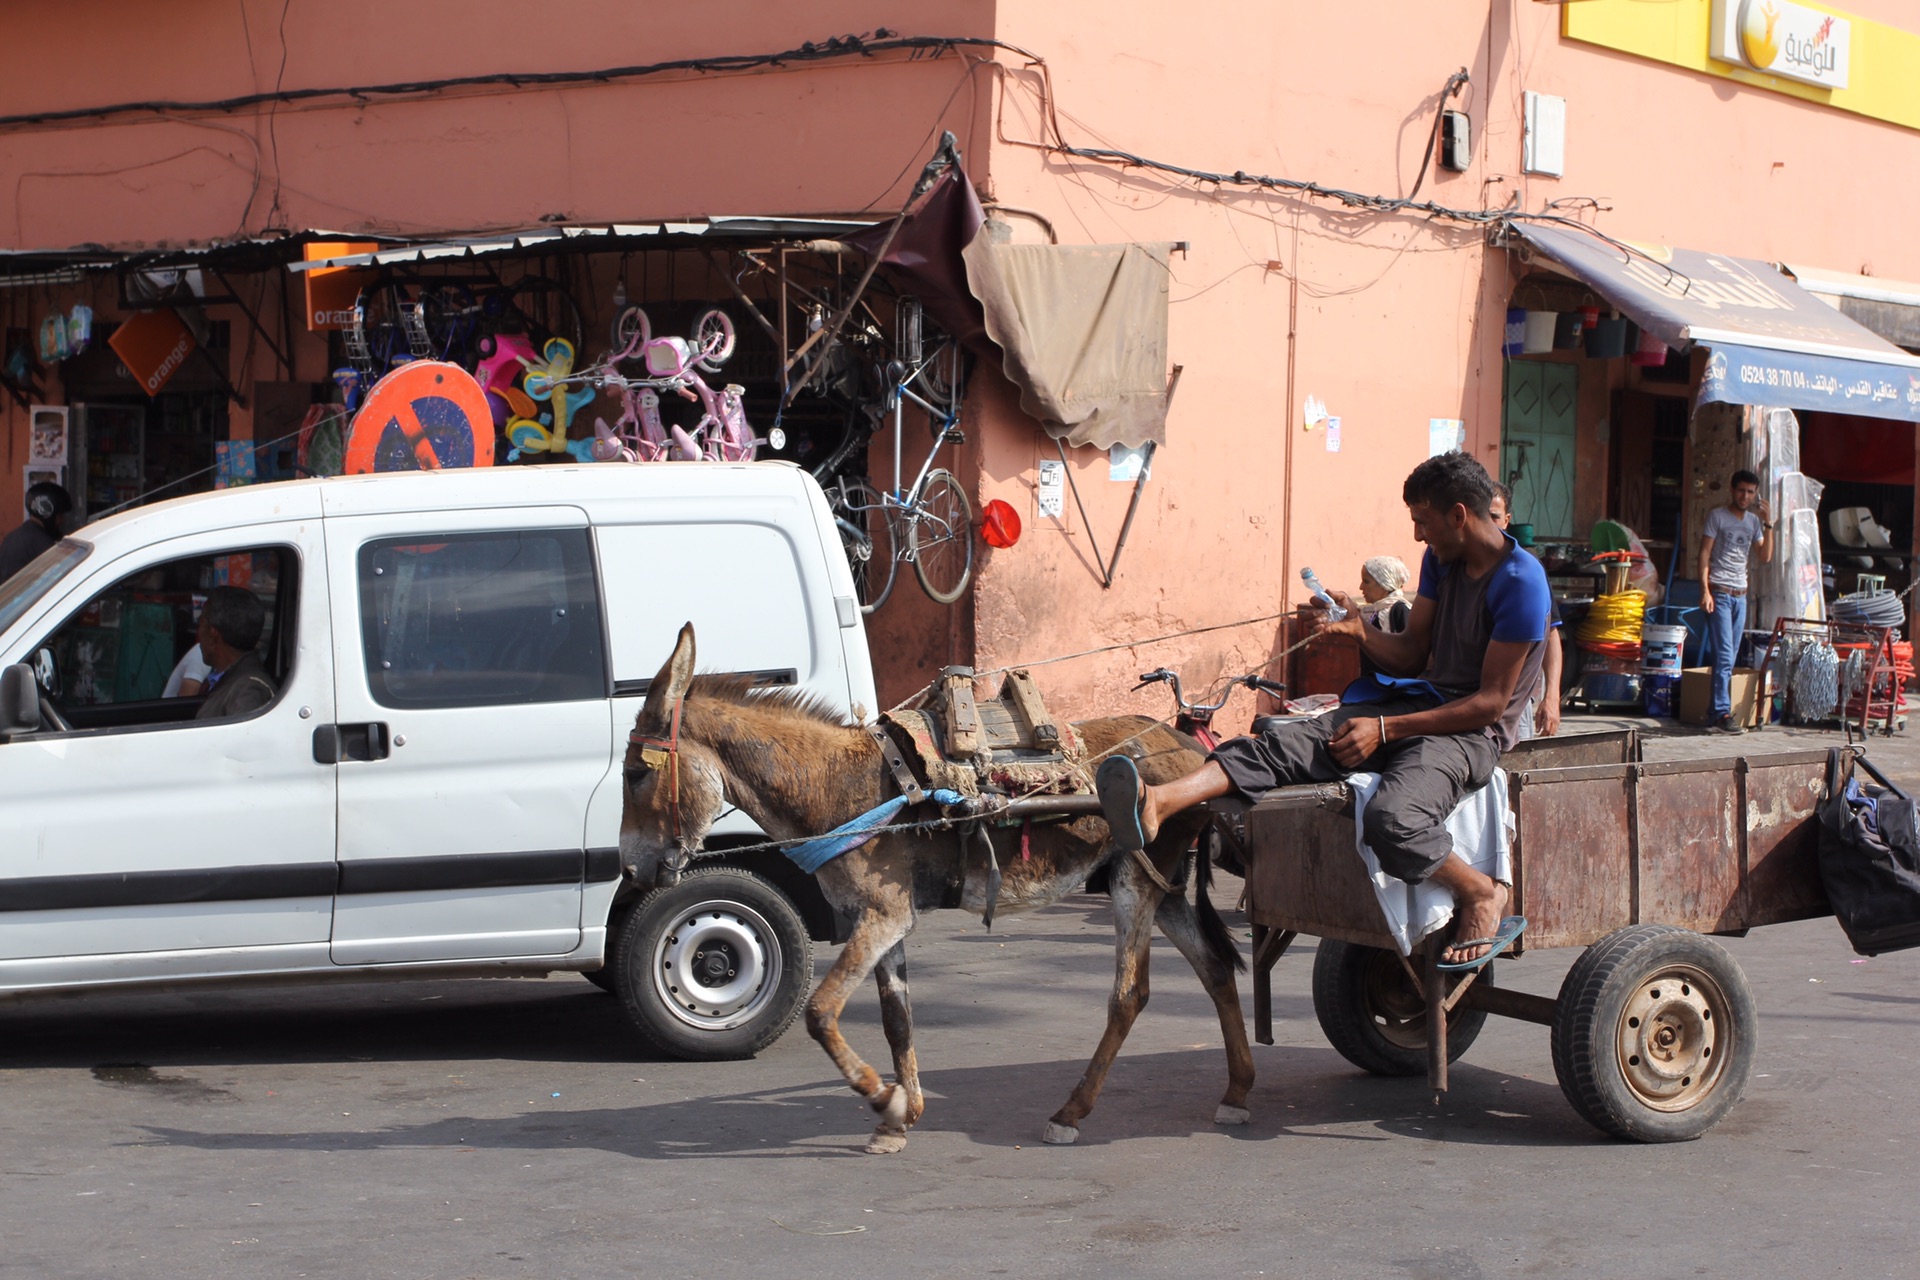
[194,587,277,720]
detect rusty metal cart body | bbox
[1221,729,1839,1141]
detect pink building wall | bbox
[5,1,1918,724]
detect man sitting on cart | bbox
[1098,451,1548,967]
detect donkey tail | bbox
[1194,832,1247,974]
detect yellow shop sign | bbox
[1566,0,1920,133]
[1710,0,1849,89]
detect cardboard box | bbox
[1678,666,1764,727]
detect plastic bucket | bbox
[1642,623,1687,678]
[1644,672,1679,718]
[1522,310,1558,354]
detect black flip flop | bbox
[1436,914,1528,972]
[1096,756,1148,851]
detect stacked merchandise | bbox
[1576,558,1646,704]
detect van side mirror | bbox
[0,663,42,737]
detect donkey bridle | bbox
[628,695,687,851]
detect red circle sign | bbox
[345,361,495,475]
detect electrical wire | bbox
[0,32,1040,132]
[1406,68,1470,202]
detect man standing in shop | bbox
[0,482,73,582]
[1700,469,1772,734]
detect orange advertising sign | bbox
[107,308,198,396]
[303,241,378,331]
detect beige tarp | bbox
[961,239,1173,450]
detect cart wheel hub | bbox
[1616,970,1725,1109]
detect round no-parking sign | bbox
[345,361,495,474]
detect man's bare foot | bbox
[1443,879,1511,966]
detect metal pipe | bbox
[980,204,1059,245]
[1103,364,1183,587]
[1457,983,1558,1026]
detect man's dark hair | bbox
[203,586,266,652]
[1404,451,1496,519]
[1731,469,1760,488]
[1492,480,1513,508]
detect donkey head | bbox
[619,622,729,878]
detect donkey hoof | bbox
[1042,1121,1080,1146]
[1214,1104,1252,1127]
[865,1128,908,1155]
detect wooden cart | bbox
[1218,730,1840,1142]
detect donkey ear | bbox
[642,622,697,726]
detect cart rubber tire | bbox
[1312,938,1490,1078]
[615,868,813,1061]
[1549,924,1756,1143]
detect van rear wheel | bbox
[616,868,812,1060]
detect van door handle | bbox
[313,722,392,764]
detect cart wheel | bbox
[1312,939,1490,1078]
[1550,924,1756,1142]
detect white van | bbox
[0,462,876,1059]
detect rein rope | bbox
[642,609,1333,865]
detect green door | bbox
[1501,361,1577,540]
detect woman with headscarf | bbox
[1358,555,1412,634]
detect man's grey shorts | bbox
[1209,695,1500,884]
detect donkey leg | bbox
[873,940,926,1134]
[804,907,915,1154]
[1045,872,1159,1145]
[1154,889,1255,1126]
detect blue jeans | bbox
[1706,590,1747,721]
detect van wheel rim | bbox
[1616,964,1726,1111]
[651,900,782,1031]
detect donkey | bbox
[618,623,1254,1154]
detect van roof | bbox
[74,462,814,543]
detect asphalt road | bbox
[3,866,1916,1278]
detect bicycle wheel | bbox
[835,478,897,612]
[694,308,736,371]
[612,305,652,361]
[907,468,974,604]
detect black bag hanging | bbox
[1817,747,1920,956]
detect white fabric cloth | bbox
[1348,766,1513,956]
[163,644,210,697]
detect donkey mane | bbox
[682,672,852,729]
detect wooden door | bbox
[1501,361,1577,539]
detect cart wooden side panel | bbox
[1244,731,1642,950]
[1245,732,1832,953]
[1512,750,1832,950]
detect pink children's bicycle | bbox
[594,307,773,463]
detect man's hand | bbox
[1310,590,1367,640]
[1701,587,1715,615]
[1328,714,1383,768]
[1536,695,1561,737]
[1755,497,1772,525]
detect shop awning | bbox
[1783,263,1920,352]
[847,165,1174,450]
[1512,222,1920,423]
[285,218,878,272]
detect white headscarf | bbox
[1360,555,1412,627]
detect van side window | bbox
[32,547,292,731]
[357,529,607,709]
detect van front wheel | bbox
[615,868,813,1060]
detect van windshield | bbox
[0,538,91,635]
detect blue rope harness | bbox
[782,789,966,874]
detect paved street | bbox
[4,724,1916,1279]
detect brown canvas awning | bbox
[851,166,1173,449]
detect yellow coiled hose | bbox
[1576,589,1646,646]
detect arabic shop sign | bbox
[1699,344,1920,423]
[1711,0,1851,90]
